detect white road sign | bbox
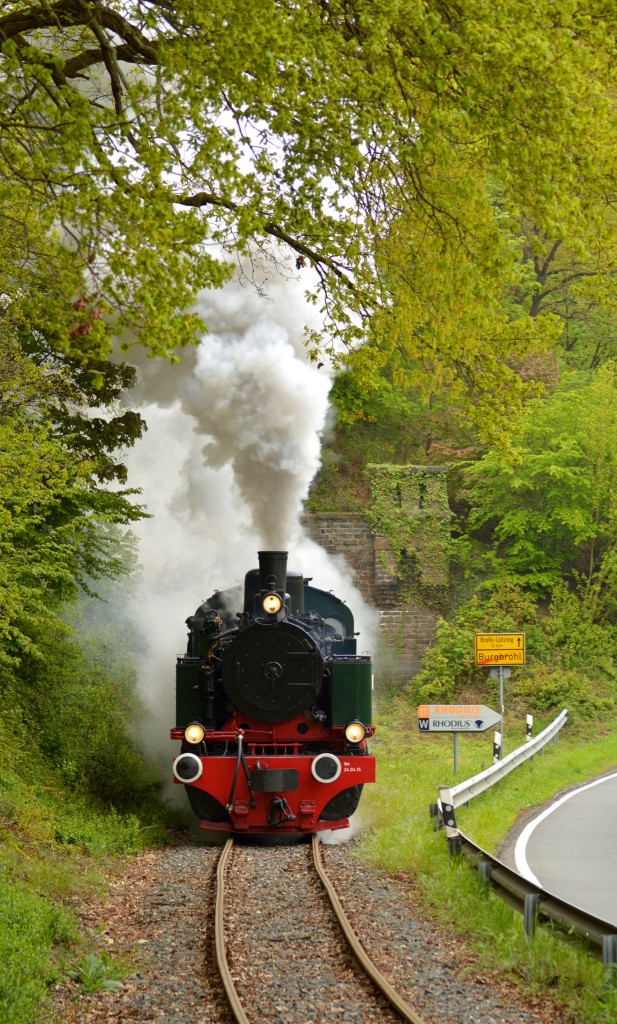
[417,703,502,733]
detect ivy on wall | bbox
[367,465,451,603]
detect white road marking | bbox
[514,770,617,887]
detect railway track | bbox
[214,836,427,1024]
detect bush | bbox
[408,586,538,703]
[0,580,174,1024]
[11,617,161,809]
[513,667,613,722]
[537,584,617,678]
[52,806,147,856]
[408,582,617,717]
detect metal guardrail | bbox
[457,833,617,967]
[442,709,568,811]
[434,709,617,976]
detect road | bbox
[514,771,617,925]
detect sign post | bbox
[475,634,525,756]
[499,665,505,754]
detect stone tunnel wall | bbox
[302,513,440,680]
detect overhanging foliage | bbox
[1,1,617,435]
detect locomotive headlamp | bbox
[184,722,205,745]
[345,720,366,745]
[262,592,282,615]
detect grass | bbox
[3,682,616,1024]
[359,697,617,1024]
[0,793,139,1024]
[0,722,176,1024]
[0,875,74,1023]
[462,725,617,854]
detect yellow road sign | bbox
[475,632,525,666]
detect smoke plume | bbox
[124,268,377,784]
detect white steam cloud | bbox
[130,276,331,545]
[124,269,377,782]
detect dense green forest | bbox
[3,2,617,1021]
[0,211,170,1019]
[309,269,617,721]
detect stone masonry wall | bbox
[302,512,439,679]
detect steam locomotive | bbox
[170,550,376,834]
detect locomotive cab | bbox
[171,550,376,835]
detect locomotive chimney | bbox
[258,550,288,596]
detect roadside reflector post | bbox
[439,785,461,855]
[603,935,617,987]
[523,893,539,940]
[493,731,502,763]
[526,714,533,741]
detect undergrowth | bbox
[0,604,178,1024]
[0,748,172,1024]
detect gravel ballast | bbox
[52,834,566,1024]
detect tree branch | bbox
[176,190,361,295]
[78,0,125,115]
[0,1,157,63]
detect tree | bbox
[505,212,617,371]
[307,359,479,512]
[0,333,143,665]
[0,198,147,483]
[1,0,617,425]
[466,364,617,622]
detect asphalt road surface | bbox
[514,771,617,925]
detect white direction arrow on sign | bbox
[417,704,502,733]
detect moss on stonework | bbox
[367,465,451,604]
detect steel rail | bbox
[311,835,428,1024]
[214,837,251,1024]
